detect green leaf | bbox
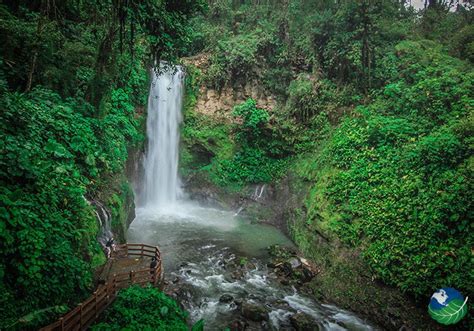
[428,298,468,325]
[191,319,205,331]
[160,306,169,316]
[85,154,95,166]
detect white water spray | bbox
[141,65,184,208]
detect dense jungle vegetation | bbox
[181,0,473,313]
[0,0,203,329]
[0,0,473,329]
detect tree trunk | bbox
[25,52,38,92]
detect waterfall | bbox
[85,198,113,245]
[251,184,266,200]
[141,65,184,208]
[95,201,112,244]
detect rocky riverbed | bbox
[128,203,377,330]
[163,244,375,331]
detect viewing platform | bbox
[40,243,162,331]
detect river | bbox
[128,202,376,330]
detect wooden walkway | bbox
[40,243,162,331]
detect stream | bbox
[127,202,376,330]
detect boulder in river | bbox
[228,319,248,331]
[299,267,315,283]
[219,294,234,303]
[231,270,244,280]
[241,302,268,322]
[289,257,302,269]
[278,262,293,276]
[290,312,321,331]
[280,279,290,286]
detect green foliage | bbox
[0,83,143,327]
[182,71,289,189]
[192,1,422,95]
[205,29,275,90]
[0,1,204,96]
[232,99,269,138]
[6,305,69,330]
[211,99,289,187]
[286,74,355,122]
[191,319,205,331]
[297,41,473,298]
[0,1,203,328]
[419,4,474,63]
[211,147,288,187]
[193,0,472,97]
[181,2,474,309]
[239,257,249,266]
[180,66,235,178]
[91,286,188,330]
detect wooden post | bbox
[105,282,110,305]
[140,244,144,257]
[151,265,156,284]
[94,291,98,319]
[130,270,135,285]
[60,317,64,331]
[79,303,83,328]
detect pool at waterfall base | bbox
[127,201,376,331]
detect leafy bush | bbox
[209,99,289,187]
[182,73,290,189]
[91,286,188,330]
[211,148,288,187]
[286,75,353,123]
[232,98,269,137]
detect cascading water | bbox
[141,64,184,208]
[130,64,376,330]
[85,197,113,246]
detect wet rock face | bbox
[182,53,276,126]
[187,188,223,209]
[241,302,268,322]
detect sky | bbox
[409,0,427,9]
[408,0,472,10]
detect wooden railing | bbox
[40,243,162,331]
